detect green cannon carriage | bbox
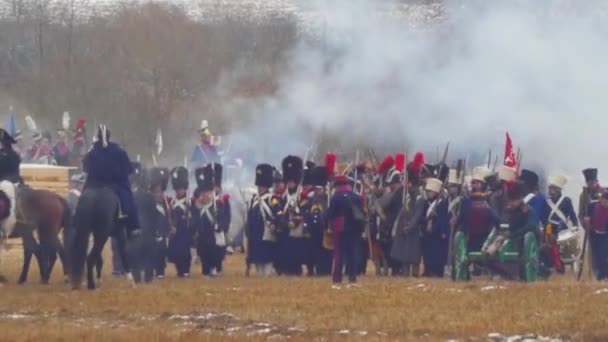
[452,226,539,282]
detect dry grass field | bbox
[1,241,608,342]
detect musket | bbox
[515,148,523,173]
[354,150,360,194]
[492,155,499,172]
[487,149,492,168]
[440,142,450,165]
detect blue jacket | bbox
[83,142,133,189]
[327,187,364,235]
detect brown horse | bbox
[0,185,71,284]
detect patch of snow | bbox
[338,329,350,335]
[594,288,608,295]
[481,285,507,291]
[357,330,368,336]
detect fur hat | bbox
[149,167,170,191]
[255,164,275,188]
[195,164,215,192]
[497,165,517,182]
[282,155,304,183]
[171,166,189,190]
[425,178,443,193]
[548,174,567,189]
[472,166,492,183]
[583,168,598,183]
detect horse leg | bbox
[87,233,109,290]
[18,232,38,284]
[52,234,69,283]
[115,228,136,288]
[96,256,103,284]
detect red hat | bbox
[334,175,349,186]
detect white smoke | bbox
[223,0,608,198]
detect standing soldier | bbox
[457,167,499,276]
[519,169,548,230]
[212,163,230,276]
[53,129,71,166]
[246,164,279,276]
[445,166,464,274]
[580,168,601,277]
[191,165,218,276]
[542,174,578,274]
[327,175,364,288]
[301,163,317,276]
[279,155,306,276]
[167,166,193,278]
[391,152,425,277]
[580,168,601,223]
[71,117,87,166]
[375,156,403,276]
[148,167,171,279]
[308,165,332,275]
[190,120,219,170]
[489,165,518,223]
[271,168,286,274]
[420,178,449,277]
[584,190,608,280]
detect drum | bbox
[557,229,581,263]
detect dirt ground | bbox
[1,241,607,342]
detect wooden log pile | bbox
[20,164,77,197]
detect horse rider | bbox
[0,128,22,184]
[82,125,140,238]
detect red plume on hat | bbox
[75,117,86,130]
[409,152,425,173]
[325,152,337,176]
[395,153,406,173]
[377,155,395,174]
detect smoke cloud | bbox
[222,0,608,197]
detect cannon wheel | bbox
[453,231,469,281]
[522,232,539,282]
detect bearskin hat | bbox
[195,164,215,192]
[148,167,169,191]
[170,166,189,190]
[282,155,304,183]
[256,164,275,188]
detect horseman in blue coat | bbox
[82,125,140,237]
[167,166,193,277]
[190,120,219,170]
[0,128,22,184]
[246,164,280,277]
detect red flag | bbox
[504,132,516,167]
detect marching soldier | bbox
[190,120,219,170]
[542,174,578,273]
[148,167,171,279]
[167,166,193,277]
[246,164,280,276]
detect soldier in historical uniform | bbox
[190,120,219,170]
[444,166,464,274]
[211,163,231,276]
[246,164,280,276]
[83,125,140,238]
[327,175,364,288]
[301,162,317,276]
[307,165,332,275]
[167,166,193,277]
[489,165,517,223]
[418,178,449,277]
[0,129,22,184]
[580,168,601,223]
[191,165,220,276]
[271,168,286,274]
[391,153,426,277]
[148,167,171,279]
[584,190,608,280]
[278,155,307,276]
[71,117,87,165]
[541,174,578,273]
[26,131,52,164]
[519,169,548,230]
[52,129,71,166]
